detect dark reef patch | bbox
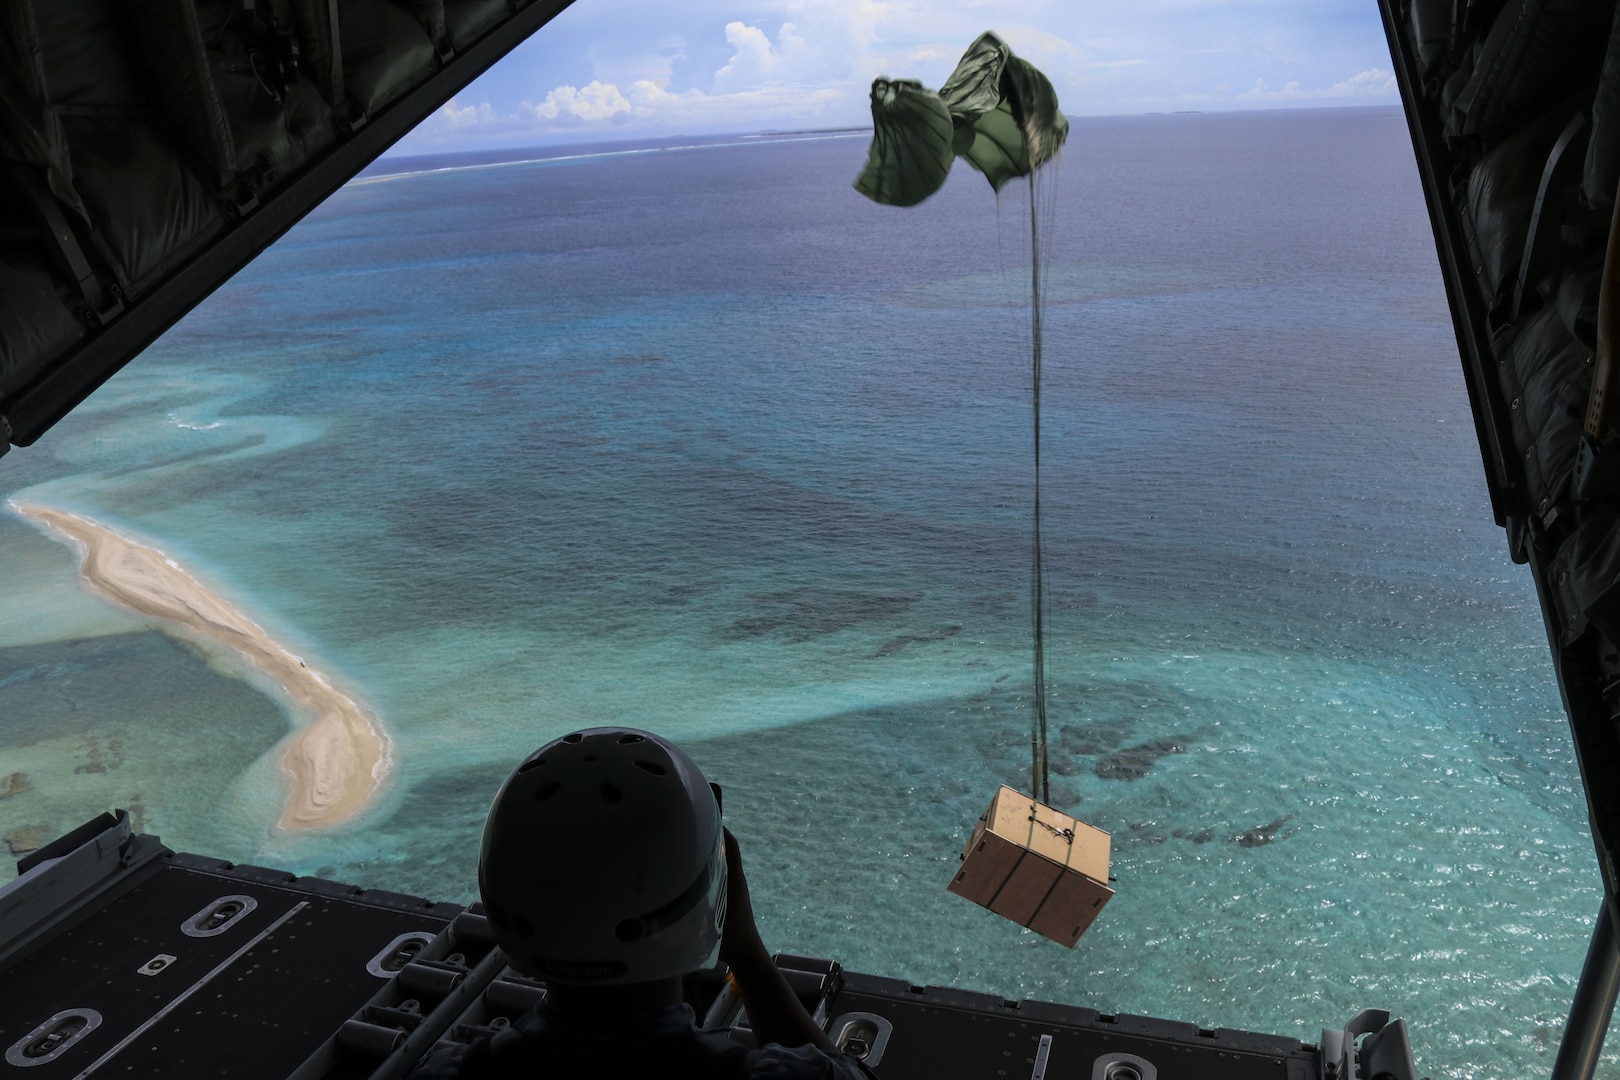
[0,632,284,757]
[126,794,146,833]
[1057,720,1138,757]
[74,735,125,775]
[1094,737,1188,781]
[3,825,47,857]
[1234,816,1293,848]
[728,586,923,641]
[966,592,1016,617]
[649,581,715,608]
[1125,821,1169,844]
[876,624,962,657]
[1046,784,1081,810]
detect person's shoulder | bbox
[746,1043,880,1080]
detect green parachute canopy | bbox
[854,32,1068,206]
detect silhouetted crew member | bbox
[406,727,876,1079]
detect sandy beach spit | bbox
[10,501,388,830]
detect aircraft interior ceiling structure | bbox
[0,0,576,453]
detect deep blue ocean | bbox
[0,106,1607,1077]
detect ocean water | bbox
[0,106,1606,1077]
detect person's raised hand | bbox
[713,827,836,1051]
[718,827,764,968]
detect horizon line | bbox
[382,101,1402,162]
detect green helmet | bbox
[478,727,727,984]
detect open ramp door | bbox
[0,0,577,455]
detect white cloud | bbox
[399,6,1399,152]
[899,43,957,65]
[1238,77,1304,101]
[409,11,877,145]
[1323,68,1397,98]
[521,81,635,123]
[417,77,849,145]
[438,98,497,129]
[1238,68,1396,102]
[714,21,811,86]
[994,25,1081,63]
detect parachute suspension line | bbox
[849,30,1068,814]
[1028,168,1049,806]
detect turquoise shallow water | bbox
[0,107,1606,1076]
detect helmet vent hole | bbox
[518,756,547,773]
[534,781,561,802]
[634,760,666,776]
[563,732,584,744]
[617,733,645,744]
[600,781,622,803]
[615,918,645,942]
[512,915,534,938]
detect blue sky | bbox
[395,0,1399,152]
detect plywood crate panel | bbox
[947,785,1114,947]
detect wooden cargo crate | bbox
[947,785,1113,947]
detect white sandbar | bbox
[11,501,389,829]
